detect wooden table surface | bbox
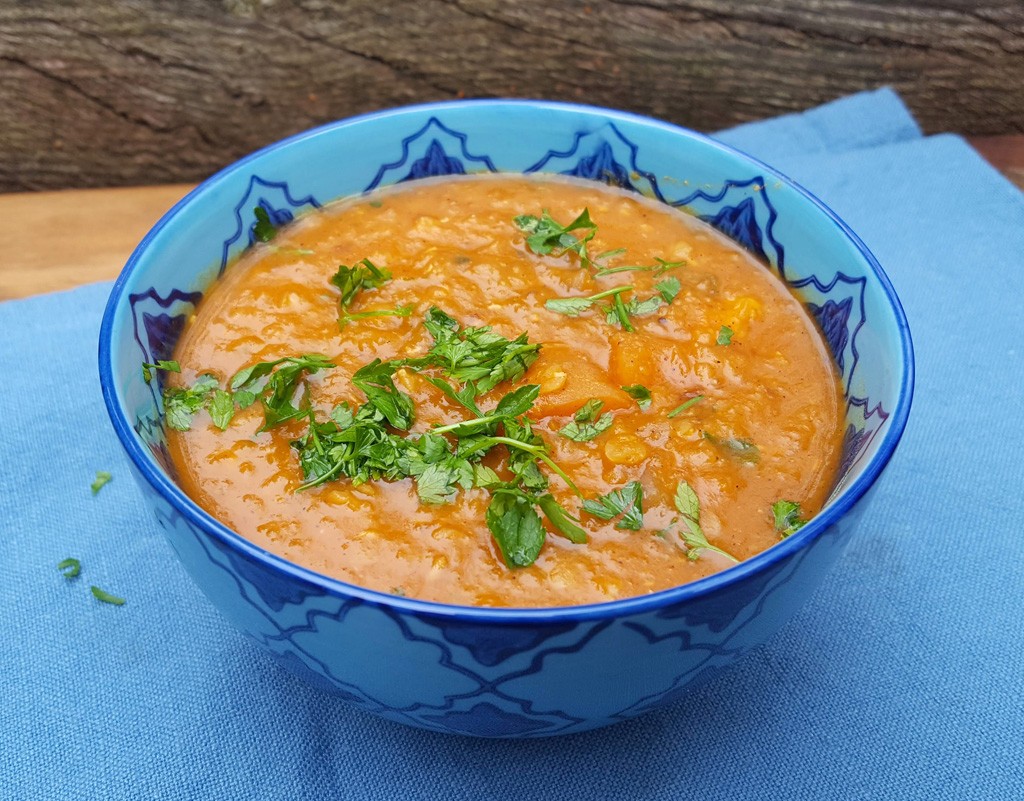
[1,137,1021,302]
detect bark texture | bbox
[1,0,1022,190]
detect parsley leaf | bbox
[545,285,633,317]
[514,208,597,268]
[621,384,652,411]
[486,490,547,568]
[142,360,180,384]
[544,297,596,317]
[411,307,541,395]
[331,258,392,309]
[330,402,355,429]
[57,558,81,579]
[494,384,542,418]
[717,325,734,345]
[559,416,613,442]
[702,431,760,463]
[421,375,483,416]
[655,276,682,303]
[213,355,335,432]
[672,480,738,562]
[163,374,219,431]
[90,586,126,606]
[252,355,336,433]
[582,480,644,530]
[415,461,467,505]
[90,471,112,495]
[559,400,614,442]
[612,293,663,320]
[473,464,502,488]
[573,399,604,423]
[208,390,235,430]
[351,359,415,430]
[536,493,587,544]
[253,206,277,242]
[772,500,808,538]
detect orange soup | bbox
[162,174,844,607]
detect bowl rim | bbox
[99,98,915,624]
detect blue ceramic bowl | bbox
[99,101,913,738]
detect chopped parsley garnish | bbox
[163,374,220,431]
[163,355,334,432]
[702,431,760,463]
[351,359,416,430]
[90,471,112,496]
[559,399,614,442]
[57,558,81,579]
[546,285,647,332]
[339,304,414,329]
[514,208,598,268]
[621,384,652,411]
[607,293,664,323]
[486,490,547,568]
[593,257,684,277]
[535,493,587,544]
[142,360,180,384]
[331,258,391,309]
[655,276,682,303]
[717,325,734,345]
[582,480,644,530]
[518,209,684,333]
[253,206,277,243]
[671,481,738,562]
[232,354,336,432]
[408,307,541,396]
[288,337,582,568]
[667,395,704,418]
[545,285,633,317]
[548,281,680,333]
[772,500,808,538]
[90,586,126,606]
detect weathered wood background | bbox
[1,0,1021,192]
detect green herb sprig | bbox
[772,500,808,538]
[582,481,644,530]
[671,481,738,562]
[162,354,334,432]
[253,206,278,242]
[514,209,598,268]
[559,399,614,442]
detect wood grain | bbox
[1,1,1021,192]
[0,184,192,300]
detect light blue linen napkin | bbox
[3,88,1023,800]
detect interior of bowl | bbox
[100,100,914,612]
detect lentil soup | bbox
[163,174,844,607]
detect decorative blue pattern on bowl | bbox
[99,101,913,738]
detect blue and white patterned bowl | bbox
[99,101,913,738]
